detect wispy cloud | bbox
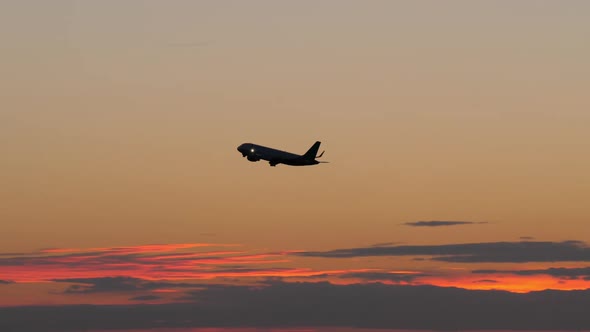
[298,240,590,263]
[0,243,305,282]
[370,242,399,247]
[0,244,372,286]
[474,266,590,279]
[4,240,590,308]
[52,276,205,294]
[338,271,429,283]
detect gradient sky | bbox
[2,1,590,330]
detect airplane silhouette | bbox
[237,141,328,167]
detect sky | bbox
[1,0,590,330]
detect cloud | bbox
[53,276,205,294]
[298,240,590,263]
[0,243,314,282]
[338,271,428,283]
[473,279,499,284]
[370,242,398,247]
[129,295,162,301]
[3,282,590,330]
[5,241,590,308]
[0,280,13,284]
[473,266,590,279]
[402,221,487,227]
[0,244,378,292]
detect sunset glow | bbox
[2,1,590,330]
[3,242,590,307]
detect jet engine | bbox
[247,155,260,162]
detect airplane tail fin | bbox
[303,141,322,160]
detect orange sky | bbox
[1,1,590,309]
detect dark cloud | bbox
[129,295,162,301]
[473,266,590,279]
[370,242,398,247]
[53,277,205,294]
[298,240,590,263]
[55,277,144,293]
[473,279,499,284]
[402,221,487,227]
[0,280,14,284]
[3,282,590,331]
[338,272,428,283]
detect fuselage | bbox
[237,143,321,166]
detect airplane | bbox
[237,141,328,167]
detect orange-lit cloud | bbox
[418,274,590,293]
[3,241,590,307]
[0,243,371,285]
